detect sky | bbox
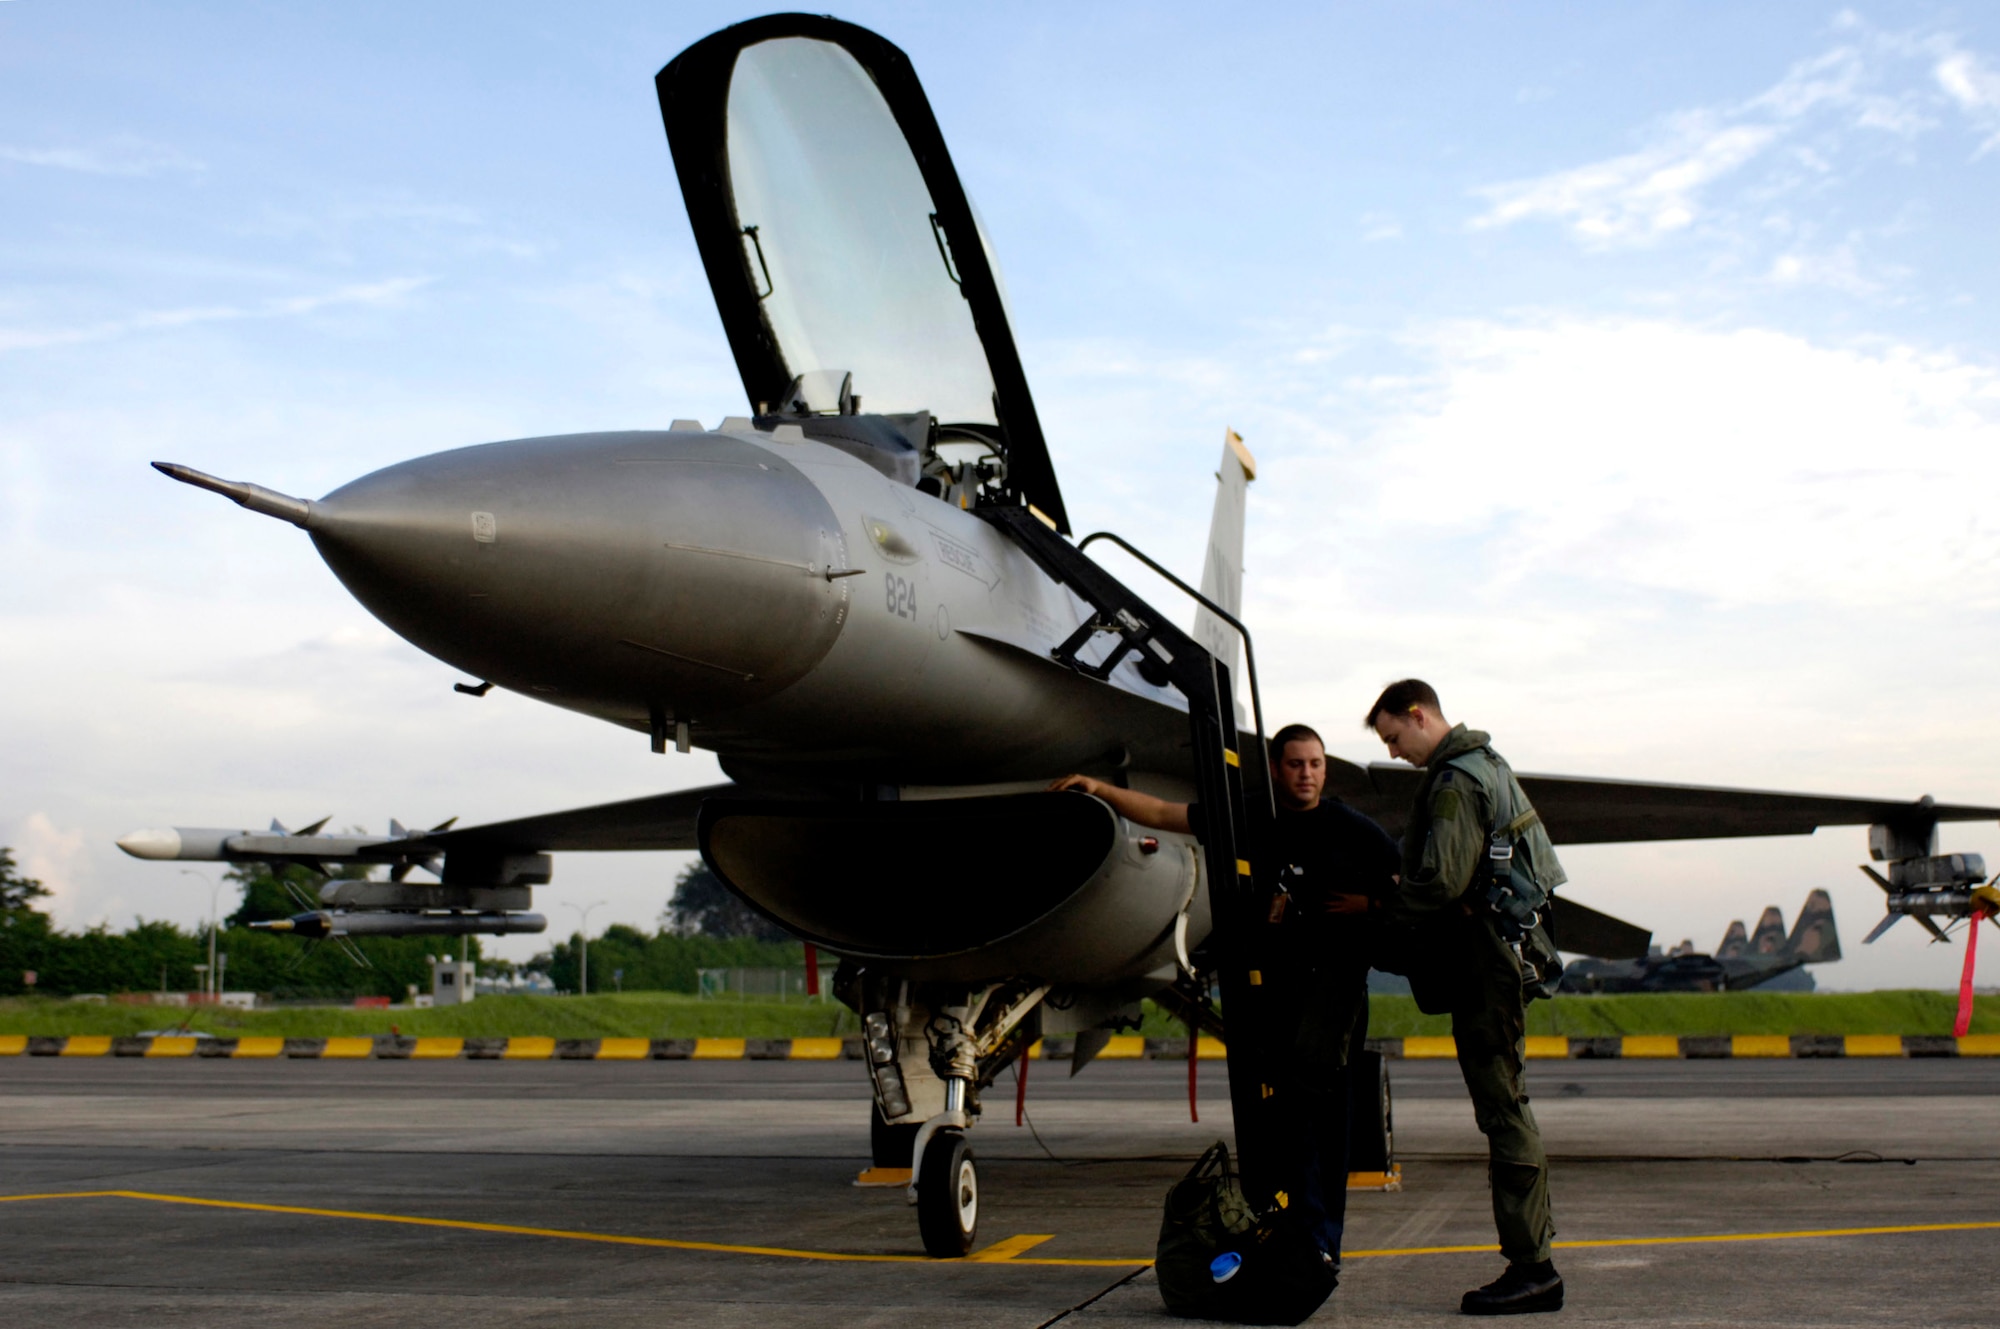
[4,2,1999,987]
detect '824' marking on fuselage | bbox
[884,572,918,621]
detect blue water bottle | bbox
[1209,1250,1243,1283]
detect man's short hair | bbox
[1267,723,1325,764]
[1363,679,1442,728]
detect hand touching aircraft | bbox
[118,14,2000,1256]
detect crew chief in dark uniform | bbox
[1049,723,1399,1269]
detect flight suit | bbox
[1387,724,1559,1266]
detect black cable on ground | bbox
[1033,1264,1149,1328]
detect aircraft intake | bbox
[698,791,1201,984]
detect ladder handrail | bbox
[979,503,1282,1203]
[1075,530,1273,820]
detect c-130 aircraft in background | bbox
[118,14,2000,1257]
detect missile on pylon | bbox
[252,911,547,939]
[1861,853,1993,943]
[115,823,546,892]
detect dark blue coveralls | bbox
[1194,798,1400,1258]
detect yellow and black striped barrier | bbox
[0,1033,1994,1060]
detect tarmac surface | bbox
[1,1055,1994,1325]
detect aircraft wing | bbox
[423,762,2000,857]
[416,783,740,854]
[1324,758,2000,845]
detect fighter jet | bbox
[117,14,2000,1256]
[1560,890,1842,994]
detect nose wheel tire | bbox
[916,1128,978,1257]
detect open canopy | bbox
[658,14,1068,531]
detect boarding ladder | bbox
[981,506,1285,1202]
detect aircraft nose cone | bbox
[308,430,851,723]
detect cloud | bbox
[1471,25,1991,249]
[0,277,433,354]
[0,138,204,177]
[1766,240,1886,293]
[1358,212,1403,242]
[1474,116,1779,243]
[12,812,88,908]
[1311,316,2000,611]
[1936,51,2000,153]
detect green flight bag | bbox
[1155,1141,1334,1325]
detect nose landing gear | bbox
[916,1128,979,1257]
[854,977,1047,1257]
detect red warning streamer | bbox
[1955,908,1995,1038]
[1187,1019,1200,1124]
[1015,1049,1028,1128]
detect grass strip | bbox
[0,990,1992,1041]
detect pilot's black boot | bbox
[1460,1261,1563,1315]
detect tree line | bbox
[494,862,807,994]
[0,851,807,999]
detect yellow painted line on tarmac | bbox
[1523,1036,1568,1059]
[787,1038,845,1060]
[320,1037,374,1059]
[1957,1034,2000,1056]
[0,1191,1994,1269]
[1730,1035,1790,1058]
[1196,1036,1227,1060]
[0,1035,26,1056]
[1096,1036,1145,1059]
[1402,1036,1457,1059]
[0,1190,1134,1266]
[1844,1035,1904,1058]
[596,1038,651,1061]
[1620,1035,1681,1059]
[232,1037,285,1059]
[1348,1218,2000,1259]
[145,1037,198,1058]
[410,1038,463,1060]
[502,1037,555,1060]
[59,1036,111,1057]
[969,1233,1054,1261]
[691,1038,745,1060]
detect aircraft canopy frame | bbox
[656,13,1070,531]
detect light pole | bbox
[180,870,223,997]
[565,900,607,996]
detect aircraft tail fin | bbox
[1715,919,1749,959]
[1783,888,1841,964]
[1192,429,1255,714]
[1748,906,1787,955]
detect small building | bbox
[429,956,476,1006]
